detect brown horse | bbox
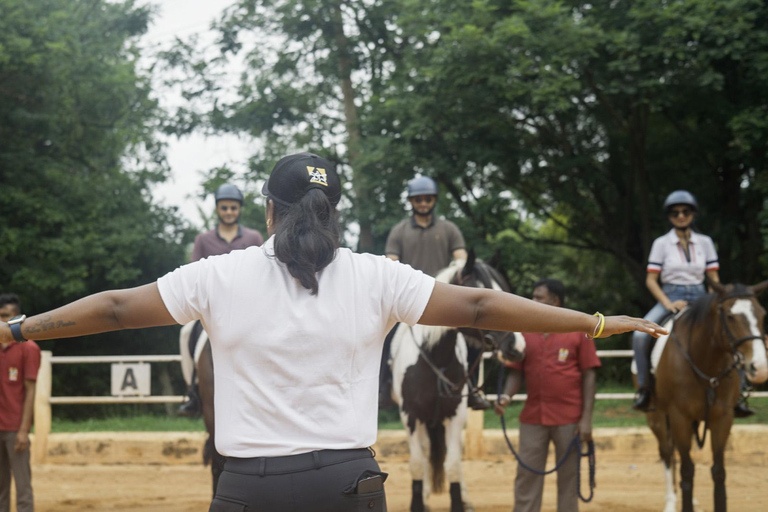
[643,281,768,512]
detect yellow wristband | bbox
[592,312,605,338]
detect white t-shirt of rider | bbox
[157,236,436,458]
[646,229,719,286]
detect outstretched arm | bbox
[0,283,177,343]
[418,282,665,339]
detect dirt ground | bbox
[21,458,768,512]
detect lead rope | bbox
[497,367,596,502]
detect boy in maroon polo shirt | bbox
[495,279,600,512]
[0,293,40,512]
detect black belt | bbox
[224,448,373,476]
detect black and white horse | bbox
[179,321,222,492]
[390,253,526,512]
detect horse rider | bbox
[383,176,491,410]
[178,182,264,416]
[632,190,754,417]
[495,279,600,512]
[0,151,667,511]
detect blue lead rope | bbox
[497,367,596,503]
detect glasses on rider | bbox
[411,195,436,205]
[669,208,692,218]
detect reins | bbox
[496,367,596,502]
[409,326,485,400]
[671,294,762,449]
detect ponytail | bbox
[272,188,341,295]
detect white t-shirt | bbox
[646,229,719,285]
[157,237,435,458]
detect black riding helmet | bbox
[215,183,244,204]
[663,190,698,212]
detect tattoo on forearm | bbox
[24,316,76,334]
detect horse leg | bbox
[444,412,470,512]
[197,341,219,495]
[709,415,733,512]
[669,410,695,512]
[647,411,676,512]
[405,420,430,512]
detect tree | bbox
[161,0,416,252]
[0,0,192,411]
[371,0,768,297]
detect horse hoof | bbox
[463,502,475,512]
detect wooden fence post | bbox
[464,358,485,459]
[33,350,52,464]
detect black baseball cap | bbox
[262,153,341,207]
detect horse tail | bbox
[426,422,446,494]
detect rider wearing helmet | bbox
[382,176,492,410]
[179,183,264,416]
[633,191,754,417]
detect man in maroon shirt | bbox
[179,183,264,416]
[495,279,600,512]
[0,293,40,512]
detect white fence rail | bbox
[34,350,768,462]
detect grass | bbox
[49,392,768,433]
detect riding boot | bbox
[734,402,755,418]
[734,370,755,418]
[178,385,202,417]
[632,334,653,412]
[467,388,492,411]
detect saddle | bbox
[630,312,681,376]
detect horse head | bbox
[440,250,526,362]
[707,279,768,384]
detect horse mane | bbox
[421,258,508,346]
[682,293,718,328]
[434,259,465,284]
[680,283,753,329]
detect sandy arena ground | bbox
[23,458,768,512]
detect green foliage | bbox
[0,0,193,413]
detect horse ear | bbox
[748,279,768,296]
[487,249,502,269]
[462,249,476,278]
[707,277,727,297]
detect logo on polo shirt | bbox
[8,367,18,381]
[307,166,328,186]
[558,348,569,363]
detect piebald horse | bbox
[179,321,223,492]
[390,253,526,512]
[642,280,768,512]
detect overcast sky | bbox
[140,0,251,229]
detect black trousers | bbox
[210,448,387,512]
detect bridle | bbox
[409,263,501,404]
[672,292,763,447]
[717,295,764,353]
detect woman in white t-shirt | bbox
[632,190,721,412]
[0,153,665,512]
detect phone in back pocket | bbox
[356,475,384,494]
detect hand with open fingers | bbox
[597,316,667,339]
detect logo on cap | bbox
[307,166,328,187]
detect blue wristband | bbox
[9,316,27,342]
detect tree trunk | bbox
[330,0,373,252]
